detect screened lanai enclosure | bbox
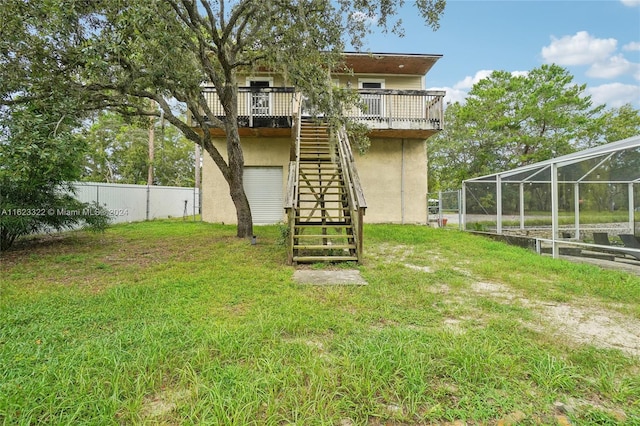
[462,135,640,261]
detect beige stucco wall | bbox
[202,136,427,225]
[238,73,287,87]
[237,72,424,90]
[201,137,291,224]
[355,138,427,224]
[334,74,424,90]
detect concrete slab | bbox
[293,269,368,286]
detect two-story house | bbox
[198,52,444,262]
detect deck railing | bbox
[199,87,444,130]
[201,86,296,127]
[344,89,445,130]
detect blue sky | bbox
[358,0,640,109]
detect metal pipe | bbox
[519,183,525,230]
[551,163,559,258]
[496,175,502,235]
[629,183,635,234]
[574,183,580,239]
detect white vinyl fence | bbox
[74,182,200,224]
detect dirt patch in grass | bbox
[369,243,417,263]
[393,241,640,358]
[470,281,640,357]
[139,388,192,420]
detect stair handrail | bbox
[284,121,301,209]
[284,95,302,264]
[335,126,367,260]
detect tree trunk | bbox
[229,173,253,238]
[225,106,253,238]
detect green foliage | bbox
[0,103,110,251]
[276,223,290,246]
[428,65,640,191]
[81,112,195,186]
[596,104,640,143]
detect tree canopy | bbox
[81,113,196,187]
[428,64,640,191]
[1,0,446,237]
[0,100,110,251]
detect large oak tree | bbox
[1,0,446,238]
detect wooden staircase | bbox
[285,118,366,263]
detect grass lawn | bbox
[1,221,639,425]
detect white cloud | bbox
[586,54,640,80]
[433,70,530,106]
[453,70,528,90]
[623,41,640,51]
[428,86,468,105]
[587,82,640,108]
[453,70,494,90]
[620,0,640,6]
[541,31,617,65]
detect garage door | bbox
[243,167,284,224]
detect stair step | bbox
[298,196,346,199]
[298,185,345,189]
[298,177,343,181]
[298,184,345,187]
[295,224,352,228]
[294,234,352,239]
[297,181,343,184]
[298,190,345,194]
[293,255,358,263]
[296,216,347,220]
[297,201,346,204]
[295,217,350,221]
[298,177,344,181]
[297,204,347,208]
[297,205,346,208]
[294,244,356,250]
